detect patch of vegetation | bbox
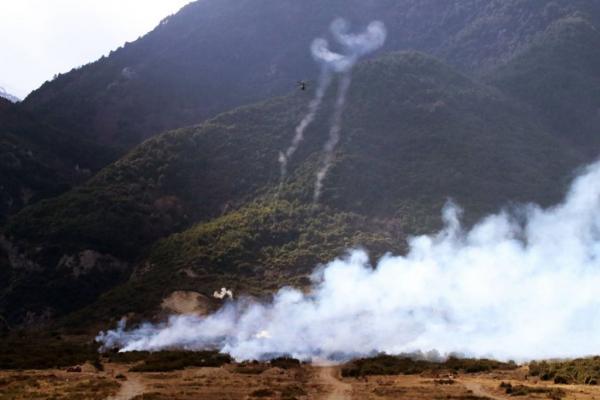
[341,355,517,377]
[2,95,303,325]
[61,378,120,400]
[69,198,404,325]
[250,388,276,398]
[372,386,408,397]
[91,358,103,372]
[281,384,307,399]
[489,14,600,150]
[435,397,492,400]
[106,350,155,364]
[0,375,119,400]
[270,357,301,369]
[123,351,231,372]
[434,378,455,385]
[130,394,170,400]
[500,382,565,399]
[0,99,115,223]
[233,362,270,375]
[0,334,100,370]
[529,357,600,385]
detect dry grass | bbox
[0,372,119,400]
[3,359,600,400]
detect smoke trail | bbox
[278,38,345,187]
[278,19,386,192]
[278,35,350,187]
[99,160,600,362]
[314,73,352,202]
[312,19,387,202]
[278,68,332,185]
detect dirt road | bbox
[318,367,352,400]
[463,381,507,400]
[105,371,145,400]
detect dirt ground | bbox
[3,363,600,400]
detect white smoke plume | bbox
[278,19,387,195]
[99,160,600,362]
[213,287,234,300]
[313,19,386,202]
[330,19,387,63]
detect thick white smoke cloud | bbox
[279,19,386,198]
[99,160,600,362]
[330,19,387,63]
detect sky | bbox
[0,0,193,99]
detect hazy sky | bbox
[0,0,193,99]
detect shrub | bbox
[270,357,301,369]
[0,334,100,370]
[341,354,517,377]
[529,357,600,385]
[499,382,566,399]
[234,363,269,375]
[251,388,275,397]
[281,384,307,398]
[127,350,231,372]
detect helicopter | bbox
[297,80,309,91]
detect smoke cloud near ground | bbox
[99,160,600,362]
[279,19,386,198]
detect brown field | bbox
[3,362,600,400]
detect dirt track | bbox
[318,367,352,399]
[105,374,145,400]
[463,381,508,400]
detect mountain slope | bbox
[21,0,600,150]
[2,52,585,326]
[0,88,19,103]
[0,95,305,325]
[64,199,405,326]
[0,98,115,223]
[489,15,600,151]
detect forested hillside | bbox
[22,0,600,149]
[1,0,599,330]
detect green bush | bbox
[250,388,275,397]
[500,382,566,399]
[0,334,100,370]
[125,350,231,372]
[529,357,600,385]
[341,355,517,377]
[269,357,301,369]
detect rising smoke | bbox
[278,19,387,200]
[99,160,600,362]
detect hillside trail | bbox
[318,366,352,400]
[104,367,145,400]
[463,381,507,400]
